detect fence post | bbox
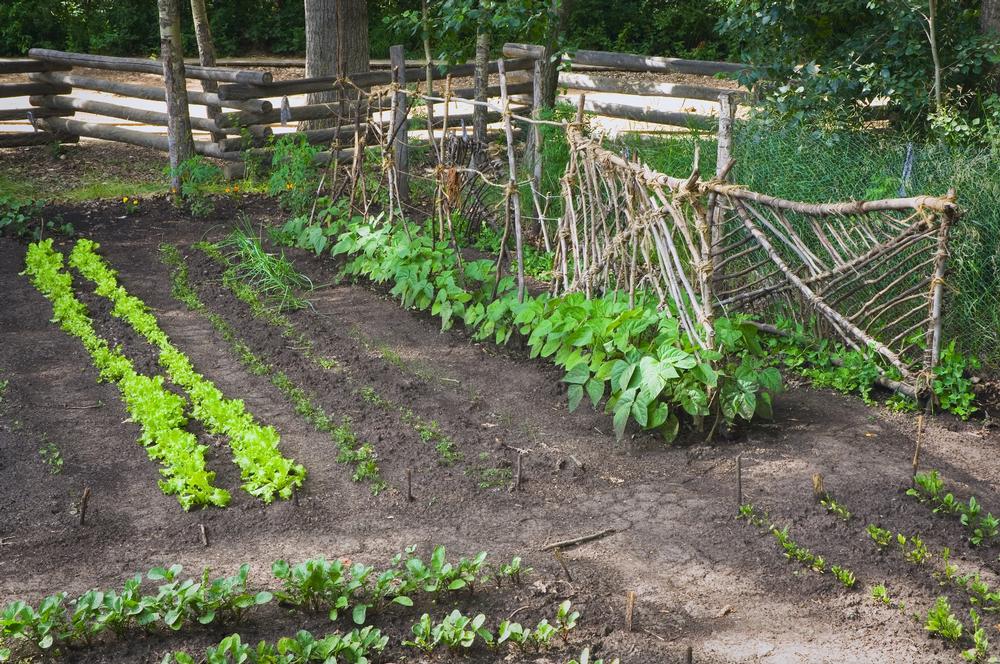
[716,92,735,178]
[389,44,410,209]
[528,58,543,191]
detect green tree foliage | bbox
[2,0,730,60]
[719,1,1000,128]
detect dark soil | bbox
[2,195,999,663]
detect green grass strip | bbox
[69,239,305,504]
[160,244,385,494]
[22,240,230,510]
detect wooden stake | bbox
[685,645,693,664]
[406,468,415,501]
[911,414,925,481]
[812,473,826,502]
[553,548,573,582]
[199,523,209,547]
[497,58,526,303]
[576,93,586,125]
[389,44,410,208]
[625,590,637,632]
[79,487,91,526]
[509,452,522,493]
[735,455,742,508]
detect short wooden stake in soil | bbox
[509,452,522,493]
[911,414,925,481]
[406,468,414,502]
[199,523,209,547]
[625,590,637,632]
[735,454,742,508]
[553,548,573,582]
[812,473,826,502]
[79,487,91,526]
[685,645,694,664]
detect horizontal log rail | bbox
[27,48,272,85]
[503,43,750,77]
[0,82,71,98]
[557,71,744,102]
[0,58,70,74]
[569,97,717,131]
[0,107,74,121]
[32,95,264,136]
[32,71,272,113]
[216,58,536,100]
[42,116,235,159]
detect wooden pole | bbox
[499,59,526,303]
[625,590,637,632]
[79,487,91,526]
[158,0,196,192]
[406,468,414,501]
[390,45,410,209]
[28,48,271,84]
[529,58,544,192]
[735,454,742,507]
[189,0,225,142]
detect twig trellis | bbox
[554,125,958,395]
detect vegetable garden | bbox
[2,33,1000,664]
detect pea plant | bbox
[307,213,783,444]
[908,471,1000,546]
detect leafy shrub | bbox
[925,596,963,642]
[170,156,222,217]
[267,135,321,216]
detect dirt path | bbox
[1,196,997,663]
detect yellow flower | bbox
[232,184,239,192]
[224,187,232,193]
[133,200,139,206]
[122,196,129,203]
[286,182,294,190]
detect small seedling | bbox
[867,524,892,550]
[870,584,891,605]
[831,565,856,589]
[555,600,579,642]
[962,608,997,663]
[821,496,851,521]
[925,596,963,642]
[39,442,63,474]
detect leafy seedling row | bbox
[70,239,305,503]
[160,244,386,493]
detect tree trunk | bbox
[540,0,570,108]
[473,26,490,158]
[158,0,195,192]
[927,0,942,112]
[302,0,369,130]
[983,0,1000,34]
[189,0,224,142]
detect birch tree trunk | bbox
[302,0,370,129]
[189,0,224,142]
[158,0,195,192]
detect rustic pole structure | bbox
[390,45,410,209]
[498,59,526,303]
[158,0,195,192]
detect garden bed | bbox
[2,195,999,663]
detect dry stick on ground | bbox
[509,452,523,493]
[199,523,209,547]
[79,487,91,526]
[911,414,925,481]
[735,454,742,508]
[540,528,618,551]
[552,548,573,582]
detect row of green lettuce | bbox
[23,240,231,509]
[276,205,782,442]
[68,239,305,502]
[22,239,305,509]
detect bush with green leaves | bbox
[69,239,306,503]
[169,156,222,217]
[267,135,321,216]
